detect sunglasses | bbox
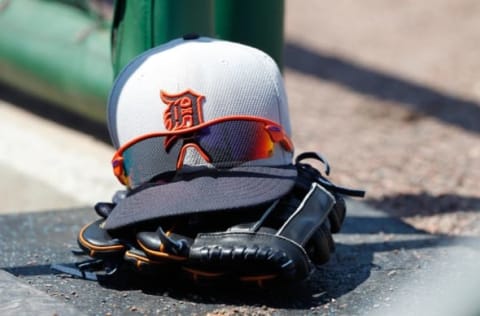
[112,115,294,187]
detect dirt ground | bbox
[284,0,480,236]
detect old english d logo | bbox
[160,89,205,131]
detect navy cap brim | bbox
[104,165,297,230]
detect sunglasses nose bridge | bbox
[176,143,212,169]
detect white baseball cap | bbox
[105,36,297,230]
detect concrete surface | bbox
[0,270,85,316]
[0,200,479,315]
[0,100,122,214]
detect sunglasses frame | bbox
[112,115,294,186]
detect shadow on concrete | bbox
[3,41,480,145]
[341,215,424,234]
[366,192,480,217]
[1,231,461,310]
[3,264,54,277]
[285,41,480,134]
[4,42,479,145]
[0,208,458,311]
[1,202,475,312]
[0,82,111,143]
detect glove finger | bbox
[307,224,335,265]
[124,248,172,274]
[328,194,347,233]
[94,202,115,218]
[136,230,191,262]
[77,219,126,259]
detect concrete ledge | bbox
[0,270,84,316]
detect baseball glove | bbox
[55,152,364,285]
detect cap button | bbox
[183,33,200,40]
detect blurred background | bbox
[284,0,480,237]
[1,0,478,235]
[0,1,479,314]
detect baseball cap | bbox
[104,36,297,230]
